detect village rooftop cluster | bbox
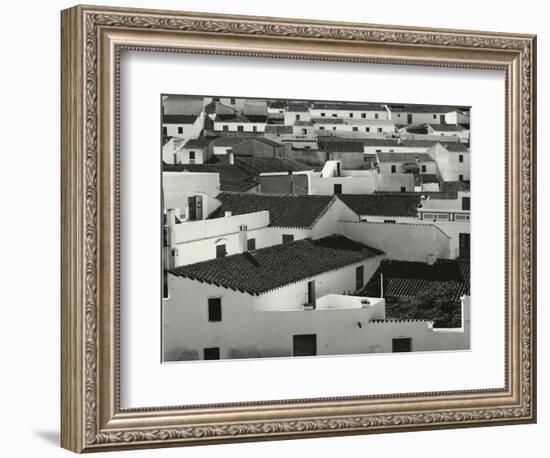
[161,95,471,362]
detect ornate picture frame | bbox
[61,4,536,453]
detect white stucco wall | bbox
[213,121,266,132]
[163,255,386,361]
[339,220,451,261]
[163,172,220,216]
[428,143,471,181]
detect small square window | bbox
[459,154,464,163]
[282,234,294,244]
[203,347,220,360]
[377,128,383,133]
[237,125,244,132]
[247,238,256,250]
[375,113,379,119]
[421,165,427,173]
[365,127,370,132]
[352,127,358,132]
[321,113,326,117]
[391,165,397,174]
[349,113,354,118]
[177,126,183,134]
[189,151,196,160]
[361,113,366,118]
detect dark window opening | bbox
[247,238,256,250]
[216,244,227,258]
[293,334,317,356]
[208,298,222,322]
[421,165,427,173]
[307,281,316,308]
[392,337,412,352]
[352,127,358,132]
[334,184,342,194]
[462,197,470,211]
[361,113,366,118]
[223,125,228,131]
[459,174,464,181]
[384,220,396,224]
[177,126,183,134]
[400,187,406,192]
[237,125,244,132]
[355,265,364,291]
[203,347,220,360]
[459,154,464,163]
[282,234,294,244]
[162,126,167,136]
[189,151,196,160]
[391,165,397,174]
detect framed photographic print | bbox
[61,4,537,453]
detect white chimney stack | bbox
[239,224,248,252]
[224,211,232,218]
[228,150,235,165]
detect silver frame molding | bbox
[61,4,537,453]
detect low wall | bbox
[339,220,451,261]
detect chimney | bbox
[165,209,176,248]
[239,224,248,252]
[224,211,232,218]
[427,253,436,265]
[228,149,234,165]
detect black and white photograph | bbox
[161,95,471,362]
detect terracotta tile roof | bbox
[318,139,365,153]
[235,157,312,174]
[429,123,468,132]
[376,152,434,162]
[215,114,267,123]
[311,102,386,111]
[183,137,216,149]
[338,194,421,217]
[388,104,469,114]
[210,192,339,228]
[265,125,293,134]
[169,235,384,295]
[420,174,440,184]
[286,103,310,112]
[163,114,199,124]
[442,142,469,153]
[361,258,470,302]
[311,118,346,125]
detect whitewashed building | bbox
[162,113,205,141]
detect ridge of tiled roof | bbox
[168,235,384,295]
[210,192,339,229]
[235,156,312,174]
[311,102,386,111]
[338,194,421,217]
[388,105,469,114]
[163,114,199,124]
